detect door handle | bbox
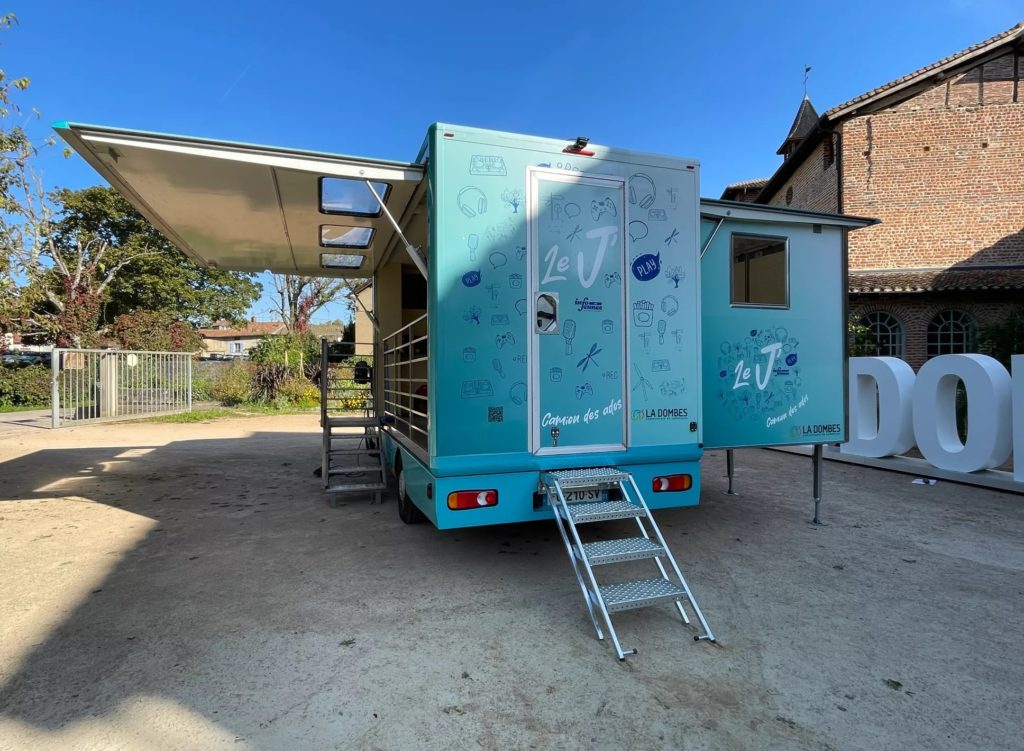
[535,292,559,334]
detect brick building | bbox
[724,22,1024,368]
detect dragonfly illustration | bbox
[576,342,602,372]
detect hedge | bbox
[0,364,51,409]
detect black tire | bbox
[395,454,426,524]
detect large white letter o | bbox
[912,354,1012,472]
[842,357,916,458]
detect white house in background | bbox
[197,319,286,357]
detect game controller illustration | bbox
[495,331,516,349]
[591,197,617,221]
[575,383,594,400]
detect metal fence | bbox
[51,348,192,427]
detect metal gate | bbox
[51,348,192,427]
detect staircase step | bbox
[327,416,376,428]
[327,466,384,475]
[325,482,388,494]
[565,500,645,524]
[579,537,665,565]
[598,577,687,613]
[327,447,379,456]
[544,466,631,489]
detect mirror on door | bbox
[535,292,559,334]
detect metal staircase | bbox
[320,339,388,505]
[542,467,715,660]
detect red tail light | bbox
[652,474,692,492]
[447,489,498,510]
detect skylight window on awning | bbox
[320,225,374,248]
[320,177,391,216]
[321,252,364,269]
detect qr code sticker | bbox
[487,406,504,423]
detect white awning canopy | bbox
[55,123,426,278]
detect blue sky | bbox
[4,0,1020,322]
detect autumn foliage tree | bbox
[109,309,203,352]
[272,275,360,334]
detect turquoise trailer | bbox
[56,122,874,658]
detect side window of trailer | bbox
[730,233,789,308]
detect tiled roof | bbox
[307,324,346,338]
[723,178,770,190]
[849,268,1024,294]
[777,97,819,154]
[198,321,286,338]
[826,22,1024,118]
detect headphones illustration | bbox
[628,173,657,210]
[457,186,488,218]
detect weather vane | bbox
[803,64,812,98]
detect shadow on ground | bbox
[1,421,1022,750]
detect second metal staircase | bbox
[543,467,715,660]
[320,339,387,505]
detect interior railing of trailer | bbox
[381,313,429,457]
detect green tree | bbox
[52,186,262,326]
[978,308,1024,369]
[848,316,871,357]
[0,12,34,351]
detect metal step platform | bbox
[320,339,387,505]
[579,537,665,566]
[542,466,715,661]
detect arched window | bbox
[859,311,904,357]
[927,310,976,358]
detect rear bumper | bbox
[383,436,702,529]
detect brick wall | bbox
[768,54,1024,272]
[766,138,840,214]
[764,50,1024,367]
[850,290,1018,369]
[841,56,1024,270]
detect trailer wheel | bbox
[395,455,426,525]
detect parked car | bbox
[2,351,53,367]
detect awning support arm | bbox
[700,217,725,258]
[365,180,428,281]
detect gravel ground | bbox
[0,414,1021,750]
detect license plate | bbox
[563,489,606,502]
